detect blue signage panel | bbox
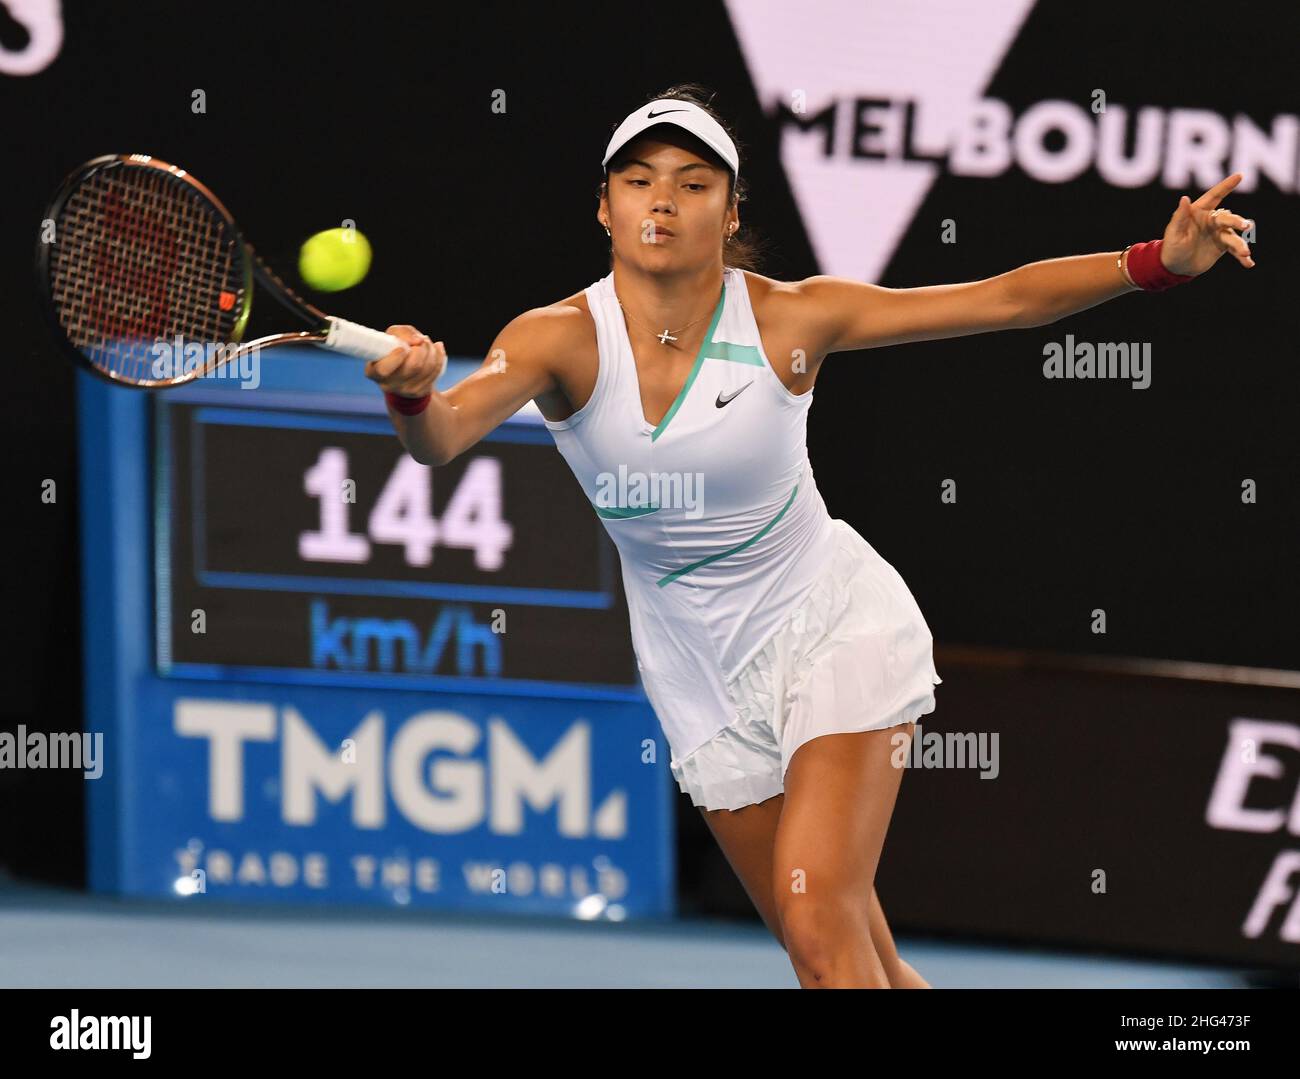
[130,679,666,914]
[79,350,674,917]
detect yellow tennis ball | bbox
[298,227,372,291]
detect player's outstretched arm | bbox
[799,173,1254,356]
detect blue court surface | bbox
[0,876,1265,989]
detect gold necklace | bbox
[616,283,722,346]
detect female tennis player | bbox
[365,85,1254,989]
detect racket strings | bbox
[48,164,245,382]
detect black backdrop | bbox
[3,2,1297,942]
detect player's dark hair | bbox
[599,83,768,272]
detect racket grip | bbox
[321,317,406,361]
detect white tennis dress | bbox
[543,266,941,810]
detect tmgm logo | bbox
[311,599,500,676]
[174,699,627,838]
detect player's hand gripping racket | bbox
[36,153,409,387]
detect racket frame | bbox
[36,153,398,389]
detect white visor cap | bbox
[602,99,739,179]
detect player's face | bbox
[602,136,737,272]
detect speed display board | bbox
[156,401,637,692]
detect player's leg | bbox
[772,723,914,988]
[868,883,930,988]
[699,792,928,985]
[698,794,787,949]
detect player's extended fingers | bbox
[1210,209,1253,233]
[1207,209,1256,265]
[1218,229,1254,265]
[1191,172,1242,210]
[1218,228,1250,254]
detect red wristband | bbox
[385,391,432,416]
[1125,239,1195,292]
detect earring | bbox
[604,226,611,237]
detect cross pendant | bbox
[657,329,677,345]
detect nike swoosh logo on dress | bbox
[716,380,754,407]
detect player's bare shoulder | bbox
[493,293,591,356]
[501,289,598,423]
[738,269,830,393]
[740,268,819,331]
[540,288,598,342]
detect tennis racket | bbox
[36,153,407,388]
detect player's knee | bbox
[776,890,869,979]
